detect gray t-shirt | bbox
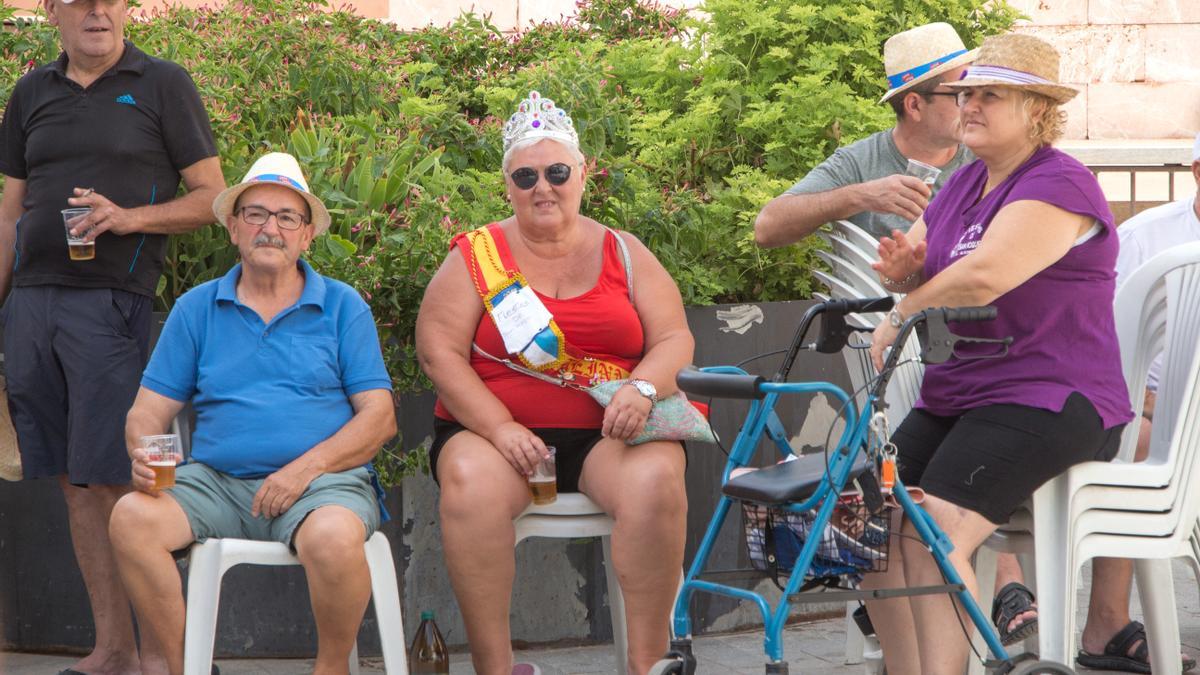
[785,129,974,239]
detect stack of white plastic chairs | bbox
[974,241,1200,675]
[813,220,923,429]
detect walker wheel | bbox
[1006,659,1075,674]
[648,658,685,675]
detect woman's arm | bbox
[869,199,1094,370]
[415,253,548,475]
[602,231,696,441]
[900,200,1092,311]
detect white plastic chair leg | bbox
[1031,478,1073,665]
[183,540,227,675]
[1136,557,1182,675]
[365,532,409,675]
[602,534,629,675]
[843,603,865,665]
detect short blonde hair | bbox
[1016,89,1066,146]
[501,137,585,174]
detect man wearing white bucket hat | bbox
[0,1,224,672]
[110,152,396,675]
[755,22,976,246]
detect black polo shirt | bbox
[0,41,217,297]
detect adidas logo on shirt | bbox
[115,94,136,105]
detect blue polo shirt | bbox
[142,260,393,478]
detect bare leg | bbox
[438,432,533,675]
[861,509,920,675]
[109,490,195,675]
[61,478,142,675]
[902,496,998,675]
[294,506,371,675]
[579,439,686,675]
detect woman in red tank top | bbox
[416,91,694,675]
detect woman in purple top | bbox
[861,34,1134,675]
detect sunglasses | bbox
[510,163,573,190]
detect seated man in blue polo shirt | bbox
[109,152,396,675]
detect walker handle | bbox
[676,367,765,400]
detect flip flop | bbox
[1076,620,1196,673]
[992,581,1038,646]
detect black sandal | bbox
[1076,620,1196,674]
[991,581,1038,646]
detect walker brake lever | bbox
[917,314,1013,364]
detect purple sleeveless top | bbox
[917,146,1133,429]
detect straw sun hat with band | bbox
[944,32,1079,104]
[879,22,977,104]
[211,152,332,235]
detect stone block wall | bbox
[1006,0,1200,139]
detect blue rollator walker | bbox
[649,297,1074,675]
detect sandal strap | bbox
[991,582,1036,626]
[1105,620,1149,662]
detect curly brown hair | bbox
[1017,90,1066,146]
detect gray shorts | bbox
[167,462,381,549]
[3,285,151,485]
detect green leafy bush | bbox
[0,0,1017,480]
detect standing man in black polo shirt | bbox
[0,1,223,673]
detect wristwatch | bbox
[887,307,905,328]
[628,379,658,404]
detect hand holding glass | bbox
[904,158,941,186]
[528,446,557,505]
[142,434,182,489]
[62,208,95,261]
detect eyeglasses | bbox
[923,92,960,101]
[509,163,573,190]
[236,206,308,230]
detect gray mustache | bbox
[252,233,286,249]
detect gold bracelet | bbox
[881,271,919,287]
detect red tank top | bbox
[434,224,645,428]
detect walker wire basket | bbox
[742,489,889,587]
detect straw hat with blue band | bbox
[212,152,332,235]
[879,23,978,104]
[943,33,1079,105]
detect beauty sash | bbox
[455,224,632,387]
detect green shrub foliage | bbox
[1,0,1016,479]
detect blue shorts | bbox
[3,286,151,485]
[167,462,381,549]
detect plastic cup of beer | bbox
[904,158,941,186]
[528,446,557,505]
[142,434,182,489]
[61,208,95,261]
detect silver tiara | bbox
[502,91,578,153]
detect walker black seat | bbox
[722,452,871,506]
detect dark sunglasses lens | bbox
[545,163,572,185]
[511,168,538,190]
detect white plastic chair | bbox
[182,531,408,675]
[513,493,630,675]
[974,242,1200,669]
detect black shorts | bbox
[430,418,605,493]
[3,286,151,486]
[892,392,1123,525]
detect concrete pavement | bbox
[5,559,1200,674]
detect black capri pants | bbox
[892,392,1123,525]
